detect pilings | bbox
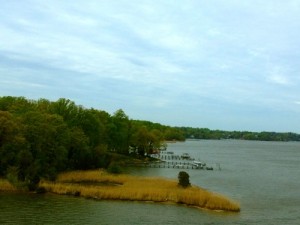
[127,161,215,170]
[126,152,218,171]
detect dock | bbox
[126,152,218,171]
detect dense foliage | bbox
[178,127,300,142]
[1,96,299,190]
[178,171,191,188]
[0,96,184,189]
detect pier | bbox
[126,151,219,171]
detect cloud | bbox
[266,66,291,85]
[1,0,300,132]
[268,74,289,85]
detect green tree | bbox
[49,98,79,126]
[0,111,26,176]
[164,128,185,141]
[75,108,101,148]
[36,98,51,113]
[109,109,130,154]
[130,125,150,156]
[67,127,91,170]
[130,124,164,156]
[21,112,69,180]
[0,96,35,114]
[178,171,191,188]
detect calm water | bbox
[1,140,299,224]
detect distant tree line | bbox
[177,127,300,142]
[0,96,184,190]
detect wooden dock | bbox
[126,152,218,171]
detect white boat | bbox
[181,153,191,159]
[192,161,206,169]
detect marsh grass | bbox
[0,178,18,192]
[39,170,240,212]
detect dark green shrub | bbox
[178,171,191,188]
[107,162,122,174]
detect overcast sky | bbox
[1,0,300,133]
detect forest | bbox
[0,96,184,190]
[0,96,299,190]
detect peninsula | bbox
[39,170,240,212]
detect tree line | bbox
[1,96,299,190]
[0,96,184,190]
[177,127,300,142]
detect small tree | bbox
[178,171,191,188]
[107,162,122,174]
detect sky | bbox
[1,0,300,133]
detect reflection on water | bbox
[1,140,300,225]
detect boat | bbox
[181,153,191,159]
[192,161,206,169]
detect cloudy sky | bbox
[1,0,300,132]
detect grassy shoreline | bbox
[39,170,240,212]
[0,179,18,192]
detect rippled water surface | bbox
[1,140,300,224]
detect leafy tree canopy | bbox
[1,96,299,190]
[0,96,184,190]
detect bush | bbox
[178,171,190,188]
[107,162,123,174]
[6,166,40,191]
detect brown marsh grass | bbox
[0,178,18,192]
[40,170,240,212]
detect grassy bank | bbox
[0,179,18,192]
[40,170,240,212]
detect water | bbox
[1,140,299,224]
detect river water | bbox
[1,140,299,224]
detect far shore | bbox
[1,170,240,212]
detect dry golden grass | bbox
[55,170,130,184]
[0,178,18,192]
[40,170,240,212]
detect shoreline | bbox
[1,171,240,212]
[40,170,240,212]
[0,179,18,192]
